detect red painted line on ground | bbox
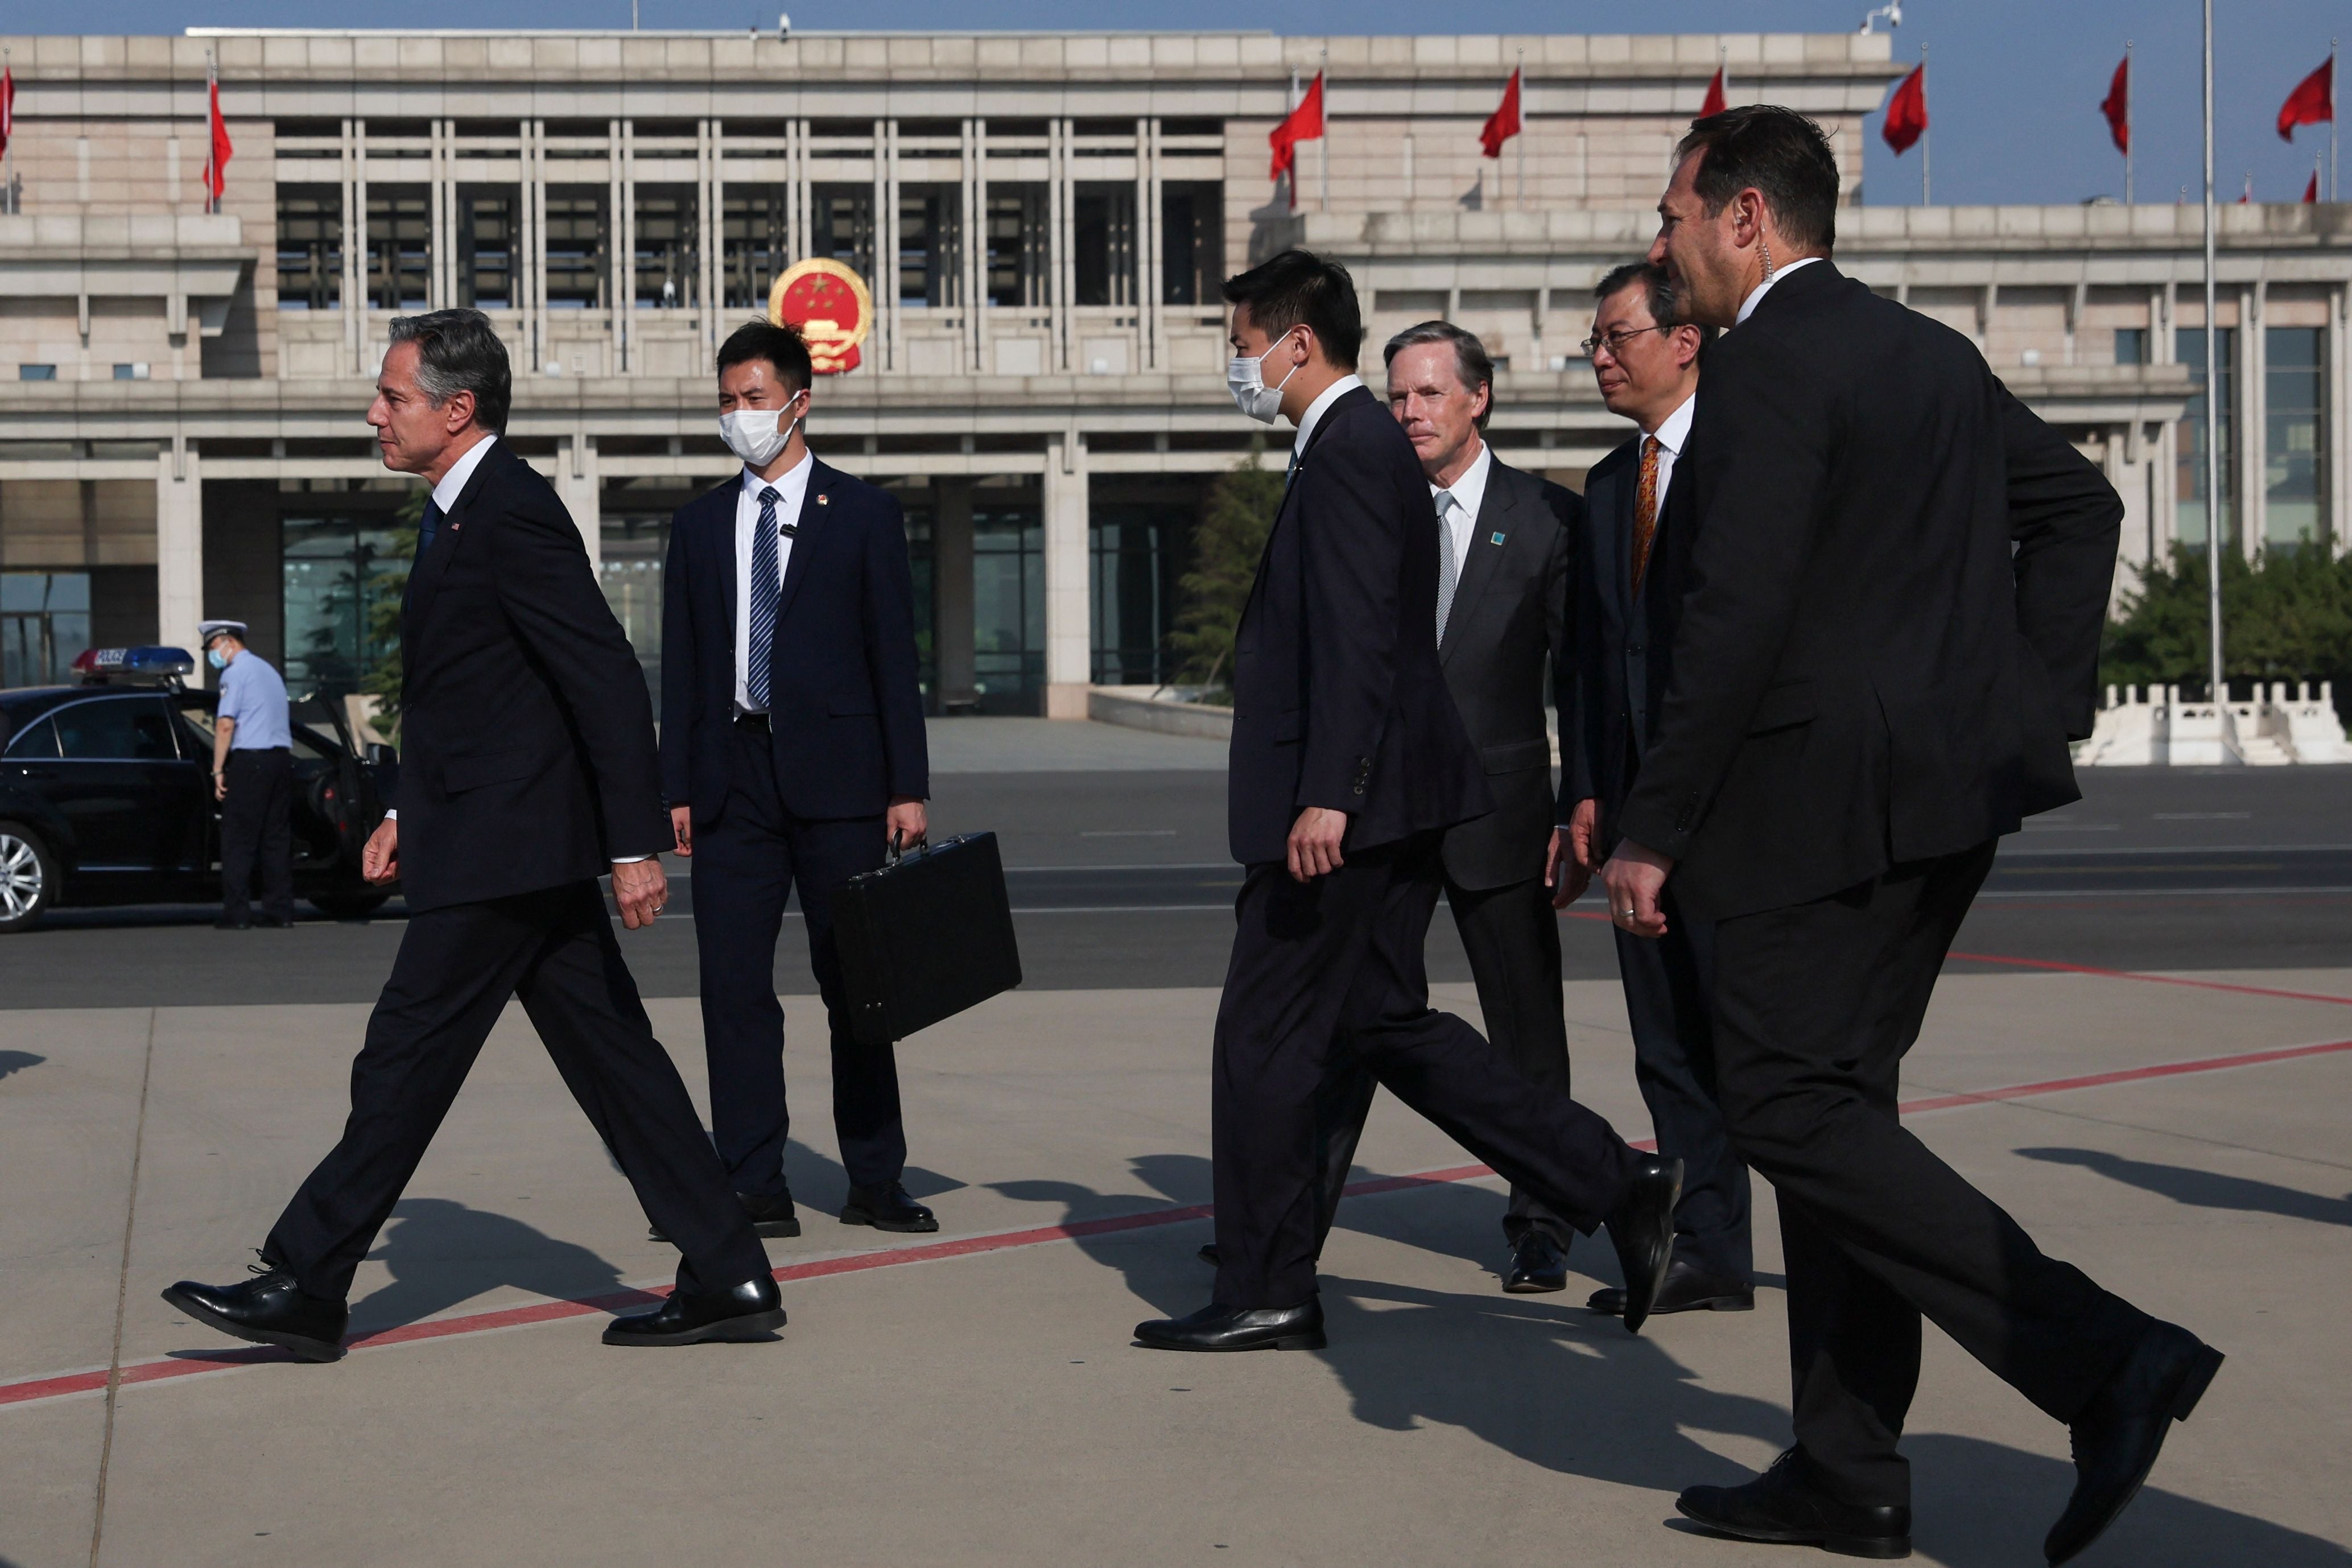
[6,1033,2346,1413]
[1947,951,2352,1007]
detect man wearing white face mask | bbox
[659,320,935,1240]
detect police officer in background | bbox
[201,620,296,930]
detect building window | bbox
[18,365,57,381]
[985,186,1049,308]
[811,185,876,284]
[282,511,408,696]
[1073,184,1138,308]
[2175,326,2237,551]
[1091,501,1194,686]
[2114,326,2147,365]
[2266,326,2328,551]
[457,186,518,310]
[599,511,669,703]
[897,185,962,307]
[633,185,699,309]
[973,504,1044,714]
[721,186,791,309]
[112,364,150,381]
[1160,181,1224,307]
[364,185,431,311]
[1,573,92,688]
[276,184,343,311]
[544,187,610,309]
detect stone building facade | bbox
[0,28,2344,715]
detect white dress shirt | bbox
[732,451,814,715]
[1735,254,1823,326]
[1644,391,1698,506]
[1290,373,1365,468]
[1431,438,1493,575]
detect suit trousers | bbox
[1211,834,1640,1310]
[1612,888,1752,1281]
[1303,874,1576,1252]
[265,881,770,1303]
[1710,840,2152,1507]
[692,719,902,1197]
[219,746,294,922]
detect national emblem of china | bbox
[768,258,874,374]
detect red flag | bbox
[1700,65,1727,118]
[1268,70,1324,204]
[1883,62,1927,155]
[203,74,234,207]
[2277,57,2334,141]
[1,67,15,163]
[1480,67,1522,158]
[2100,54,2130,153]
[2305,167,2320,203]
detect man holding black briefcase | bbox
[661,320,938,1239]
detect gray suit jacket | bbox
[1435,454,1582,890]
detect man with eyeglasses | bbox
[1557,261,1756,1320]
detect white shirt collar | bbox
[428,432,497,514]
[740,449,814,505]
[1648,392,1697,457]
[1292,374,1365,458]
[1735,254,1825,326]
[1431,439,1493,519]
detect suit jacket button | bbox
[1352,784,1367,796]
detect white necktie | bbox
[1434,490,1460,646]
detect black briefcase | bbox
[831,831,1023,1046]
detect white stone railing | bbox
[2074,681,2349,766]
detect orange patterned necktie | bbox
[1630,435,1662,591]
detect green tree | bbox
[2102,543,2352,719]
[358,489,423,736]
[1170,443,1285,700]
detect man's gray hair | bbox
[386,308,512,434]
[1382,320,1496,430]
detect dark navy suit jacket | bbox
[1226,383,1488,867]
[659,456,929,823]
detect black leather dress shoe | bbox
[649,1187,802,1243]
[1503,1231,1569,1294]
[1197,1242,1220,1266]
[602,1274,786,1347]
[2044,1319,2224,1565]
[161,1266,348,1363]
[1677,1449,1912,1559]
[840,1181,938,1233]
[1590,1257,1754,1317]
[1134,1300,1326,1352]
[1603,1156,1683,1334]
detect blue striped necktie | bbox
[744,485,782,709]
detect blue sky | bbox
[7,1,2341,206]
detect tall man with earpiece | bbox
[659,320,936,1243]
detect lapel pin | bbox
[1489,531,1505,546]
[816,493,830,506]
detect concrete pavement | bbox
[3,964,2350,1566]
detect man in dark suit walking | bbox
[1134,250,1680,1355]
[164,309,781,1359]
[1559,262,1754,1321]
[1257,321,1589,1296]
[661,320,935,1239]
[1601,109,2219,1563]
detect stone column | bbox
[934,477,978,711]
[559,435,601,567]
[1042,432,1092,718]
[155,440,204,653]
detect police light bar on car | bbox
[72,646,198,685]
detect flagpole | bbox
[1319,47,1330,214]
[2332,38,2339,200]
[2201,0,2229,735]
[1919,44,1930,205]
[205,50,217,216]
[3,46,14,217]
[2124,40,2135,205]
[1515,51,1525,209]
[1287,67,1300,213]
[1720,41,1729,107]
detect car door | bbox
[46,694,207,881]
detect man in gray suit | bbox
[1561,261,1753,1317]
[1202,321,1588,1293]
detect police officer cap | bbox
[197,620,249,647]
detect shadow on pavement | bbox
[0,1051,44,1082]
[2016,1146,2352,1230]
[349,1197,637,1332]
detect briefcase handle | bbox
[886,826,930,865]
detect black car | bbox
[0,651,401,931]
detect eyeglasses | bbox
[1580,325,1674,361]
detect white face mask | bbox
[1227,332,1303,424]
[719,395,807,469]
